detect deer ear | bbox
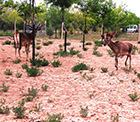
[101,35,104,39]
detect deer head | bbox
[25,21,45,33]
[101,33,113,46]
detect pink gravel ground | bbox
[0,37,140,122]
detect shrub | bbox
[42,113,64,122]
[83,47,88,51]
[34,103,42,112]
[26,66,43,77]
[2,40,11,45]
[42,84,49,91]
[12,99,26,119]
[101,67,108,73]
[4,69,13,75]
[0,99,10,115]
[77,54,83,58]
[21,63,29,69]
[111,113,119,122]
[93,50,103,57]
[128,92,140,102]
[46,26,54,37]
[51,60,62,67]
[94,40,103,47]
[132,45,138,55]
[12,58,21,64]
[80,106,88,117]
[27,86,39,99]
[36,46,41,50]
[64,42,71,46]
[16,73,22,78]
[30,58,49,67]
[0,82,10,92]
[137,73,140,79]
[85,42,92,45]
[69,47,79,56]
[72,63,89,72]
[43,41,53,46]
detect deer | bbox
[101,32,133,70]
[13,21,44,60]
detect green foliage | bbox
[64,42,71,46]
[16,72,22,78]
[137,73,140,79]
[83,47,88,51]
[12,99,26,119]
[34,103,42,112]
[94,41,103,47]
[30,58,49,67]
[36,46,42,50]
[12,58,21,64]
[51,60,62,67]
[122,67,133,73]
[77,53,83,58]
[47,26,54,37]
[43,41,53,46]
[85,42,92,45]
[107,49,115,57]
[128,92,140,102]
[119,80,123,83]
[101,67,108,73]
[132,45,138,55]
[42,84,49,91]
[2,40,11,45]
[80,106,88,117]
[69,47,79,56]
[42,112,64,122]
[111,113,119,122]
[80,72,94,81]
[21,63,29,69]
[4,69,13,75]
[72,63,89,72]
[93,50,103,57]
[132,79,136,82]
[108,71,115,76]
[0,82,10,92]
[26,66,43,77]
[27,86,39,99]
[0,99,10,115]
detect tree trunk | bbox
[14,21,16,33]
[55,28,57,38]
[101,18,104,41]
[61,7,64,40]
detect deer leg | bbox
[125,55,129,66]
[115,56,118,70]
[18,49,21,58]
[25,46,29,61]
[129,55,131,70]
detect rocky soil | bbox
[0,36,140,122]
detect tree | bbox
[45,0,77,39]
[47,5,61,38]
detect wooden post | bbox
[138,24,140,41]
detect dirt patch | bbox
[0,37,140,122]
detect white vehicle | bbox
[127,25,138,33]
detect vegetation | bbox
[4,69,13,75]
[12,58,21,64]
[0,82,10,92]
[80,106,88,117]
[51,60,62,67]
[101,67,108,73]
[0,99,10,115]
[42,113,64,122]
[42,84,49,91]
[72,63,89,72]
[12,99,26,119]
[26,66,43,77]
[128,92,140,102]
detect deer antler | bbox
[36,22,45,30]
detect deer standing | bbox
[13,22,44,60]
[101,32,133,70]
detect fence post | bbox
[138,24,140,41]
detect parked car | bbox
[127,25,138,33]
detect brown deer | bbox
[13,22,44,60]
[101,32,133,70]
